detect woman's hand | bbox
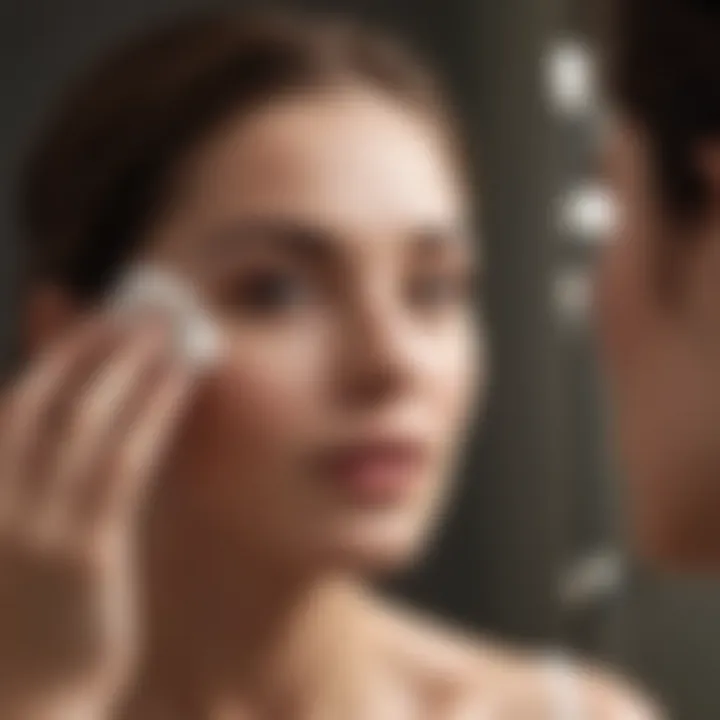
[0,318,197,719]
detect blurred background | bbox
[2,1,720,718]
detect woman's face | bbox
[598,118,720,569]
[141,86,484,573]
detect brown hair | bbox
[609,0,720,221]
[18,9,455,301]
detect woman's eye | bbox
[225,269,314,316]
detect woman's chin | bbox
[311,513,432,575]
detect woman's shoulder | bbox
[372,599,663,719]
[495,648,664,720]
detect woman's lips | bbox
[315,439,428,505]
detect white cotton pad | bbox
[107,265,222,369]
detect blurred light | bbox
[545,39,596,117]
[559,548,625,609]
[560,183,617,243]
[553,266,591,327]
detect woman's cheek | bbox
[218,328,327,445]
[432,321,485,431]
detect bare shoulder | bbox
[546,659,665,720]
[372,599,663,719]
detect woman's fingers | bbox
[0,310,202,566]
[33,324,173,541]
[0,319,117,527]
[84,358,197,544]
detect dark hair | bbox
[18,9,453,302]
[609,0,720,221]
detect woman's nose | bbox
[335,301,418,408]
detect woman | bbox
[0,9,652,719]
[599,0,720,571]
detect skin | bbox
[598,117,720,571]
[0,85,654,719]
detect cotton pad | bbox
[108,265,222,369]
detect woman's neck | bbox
[125,515,375,719]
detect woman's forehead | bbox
[169,86,468,231]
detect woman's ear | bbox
[23,284,81,358]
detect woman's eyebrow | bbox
[196,218,340,267]
[190,217,477,271]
